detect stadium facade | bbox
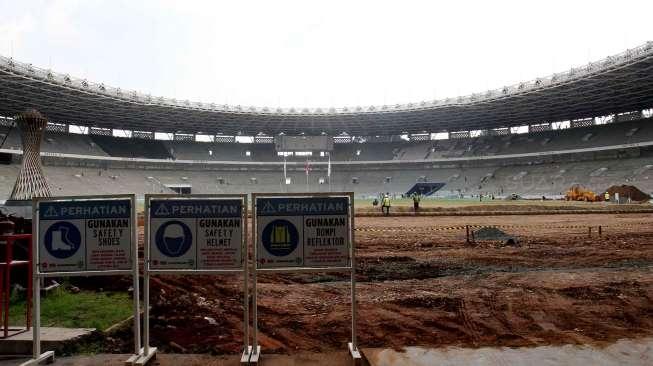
[1,43,653,199]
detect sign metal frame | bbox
[137,194,251,365]
[250,192,360,363]
[23,194,140,366]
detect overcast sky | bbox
[0,0,651,109]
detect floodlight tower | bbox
[6,109,52,204]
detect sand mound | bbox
[473,226,518,246]
[474,226,510,240]
[605,185,651,202]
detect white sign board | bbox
[38,199,133,272]
[255,196,351,269]
[149,198,243,270]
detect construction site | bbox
[1,4,653,364]
[134,207,653,355]
[1,201,650,365]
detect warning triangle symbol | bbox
[44,205,58,218]
[260,201,276,215]
[154,203,170,216]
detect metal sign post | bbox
[137,194,251,365]
[250,192,360,363]
[22,195,140,366]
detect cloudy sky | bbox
[0,0,651,109]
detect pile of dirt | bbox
[605,185,651,202]
[473,226,518,245]
[148,276,246,354]
[474,226,511,240]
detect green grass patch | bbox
[9,287,133,331]
[355,198,485,207]
[353,198,626,208]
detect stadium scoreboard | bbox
[274,135,333,151]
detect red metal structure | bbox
[0,233,32,338]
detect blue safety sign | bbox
[155,220,193,257]
[151,199,241,218]
[149,198,244,270]
[44,222,81,259]
[38,199,133,273]
[256,196,351,269]
[257,197,348,216]
[40,200,131,219]
[261,219,299,257]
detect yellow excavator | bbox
[565,185,599,202]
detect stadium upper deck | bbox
[1,43,653,136]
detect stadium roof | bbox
[1,42,653,136]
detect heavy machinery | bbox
[565,185,599,202]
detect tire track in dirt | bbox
[458,298,481,346]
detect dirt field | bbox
[134,212,653,355]
[356,199,653,214]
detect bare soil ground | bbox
[356,200,653,215]
[133,212,653,355]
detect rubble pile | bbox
[474,226,518,246]
[605,185,651,202]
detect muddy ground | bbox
[102,212,653,355]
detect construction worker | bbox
[604,191,610,202]
[381,193,391,216]
[412,192,421,212]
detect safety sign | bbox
[255,196,351,269]
[38,199,132,272]
[149,199,243,270]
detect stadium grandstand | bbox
[1,42,653,199]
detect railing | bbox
[1,140,652,167]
